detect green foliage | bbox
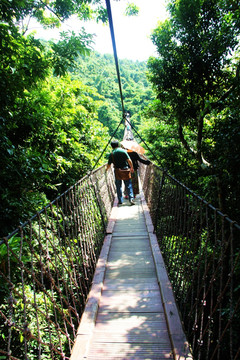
[124,2,139,16]
[1,0,125,238]
[0,0,154,238]
[145,0,240,221]
[0,176,109,358]
[140,112,187,177]
[0,24,49,119]
[0,73,109,236]
[50,29,94,76]
[0,0,105,27]
[73,52,154,136]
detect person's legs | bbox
[115,178,123,204]
[124,179,134,203]
[131,170,139,197]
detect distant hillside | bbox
[73,52,154,137]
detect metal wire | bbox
[105,0,125,118]
[0,165,115,359]
[88,0,163,173]
[139,162,240,360]
[1,160,240,359]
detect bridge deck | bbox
[71,190,192,360]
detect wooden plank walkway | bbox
[70,190,192,360]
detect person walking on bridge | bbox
[106,140,135,206]
[125,149,151,198]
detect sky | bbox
[30,0,169,61]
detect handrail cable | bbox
[85,0,126,174]
[2,4,162,242]
[105,0,125,118]
[46,0,165,179]
[89,117,123,173]
[124,115,164,168]
[89,0,167,172]
[104,0,164,168]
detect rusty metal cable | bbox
[139,162,240,360]
[105,0,125,118]
[0,166,116,359]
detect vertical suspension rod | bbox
[105,0,125,118]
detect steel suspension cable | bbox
[89,118,123,173]
[124,116,164,168]
[87,0,127,174]
[89,0,165,172]
[104,0,165,169]
[105,0,125,118]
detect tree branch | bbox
[39,0,63,22]
[178,120,210,167]
[211,63,240,110]
[196,114,204,163]
[190,63,240,166]
[178,122,195,157]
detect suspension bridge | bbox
[1,156,240,359]
[1,0,240,359]
[70,180,191,360]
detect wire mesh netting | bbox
[1,160,240,360]
[139,163,240,360]
[0,165,115,360]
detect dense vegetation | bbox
[142,0,240,223]
[0,0,152,237]
[0,4,152,356]
[1,0,240,229]
[1,0,240,358]
[73,52,154,137]
[142,3,240,357]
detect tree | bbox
[146,0,240,217]
[0,71,109,236]
[0,0,110,236]
[0,0,107,28]
[73,52,154,136]
[0,0,153,236]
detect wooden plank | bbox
[93,312,170,341]
[87,342,174,360]
[107,249,153,262]
[114,217,146,224]
[112,231,149,237]
[110,239,151,252]
[70,194,193,360]
[107,252,154,268]
[104,268,157,280]
[96,311,166,325]
[103,278,159,291]
[111,235,149,240]
[91,331,170,343]
[98,290,164,313]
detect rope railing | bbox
[0,165,115,360]
[139,162,240,360]
[2,157,240,360]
